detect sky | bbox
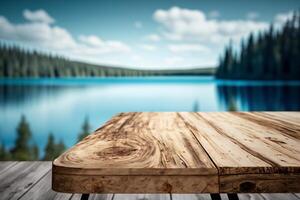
[0,0,299,69]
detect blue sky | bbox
[0,0,299,69]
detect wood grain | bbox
[220,173,300,193]
[0,161,300,198]
[171,194,212,200]
[52,174,218,193]
[179,112,300,175]
[20,171,72,200]
[53,112,300,193]
[54,112,216,175]
[0,161,17,175]
[0,162,51,200]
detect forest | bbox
[0,115,91,161]
[0,44,215,77]
[1,13,299,79]
[216,11,300,80]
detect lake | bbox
[1,76,300,156]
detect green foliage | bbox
[43,133,66,161]
[216,11,300,80]
[0,115,71,161]
[0,44,215,77]
[32,143,39,160]
[10,115,37,160]
[78,117,91,141]
[227,98,238,111]
[0,142,12,160]
[56,140,66,156]
[43,133,56,160]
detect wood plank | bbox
[54,112,216,175]
[0,161,52,200]
[221,194,230,200]
[171,194,230,200]
[0,161,17,174]
[237,194,265,200]
[113,194,170,200]
[177,112,300,193]
[259,112,300,126]
[53,174,218,193]
[260,193,300,200]
[19,170,72,200]
[171,194,211,200]
[179,112,272,174]
[88,194,114,200]
[220,173,300,193]
[179,112,300,175]
[53,112,218,193]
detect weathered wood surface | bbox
[180,112,300,174]
[0,162,75,200]
[53,112,300,193]
[1,162,300,199]
[54,112,217,175]
[53,174,218,193]
[179,112,300,192]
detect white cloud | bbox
[134,21,143,29]
[79,35,131,53]
[0,10,131,61]
[0,16,76,50]
[274,11,294,27]
[144,34,161,42]
[23,9,55,24]
[150,7,285,68]
[246,12,259,20]
[153,6,268,44]
[139,44,156,51]
[168,44,210,53]
[208,10,220,18]
[131,54,142,62]
[78,35,103,46]
[164,56,184,66]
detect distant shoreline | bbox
[0,44,216,78]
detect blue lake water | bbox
[1,76,300,156]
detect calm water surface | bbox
[1,76,300,155]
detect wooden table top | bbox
[53,112,300,194]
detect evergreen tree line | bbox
[216,11,300,80]
[0,116,91,161]
[0,44,215,77]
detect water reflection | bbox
[0,84,68,107]
[217,85,300,111]
[0,77,300,155]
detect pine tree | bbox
[216,10,300,80]
[55,140,66,156]
[0,142,11,160]
[43,133,56,160]
[0,143,5,160]
[246,33,255,77]
[78,117,91,141]
[43,133,66,160]
[11,115,33,160]
[227,98,238,111]
[32,143,39,160]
